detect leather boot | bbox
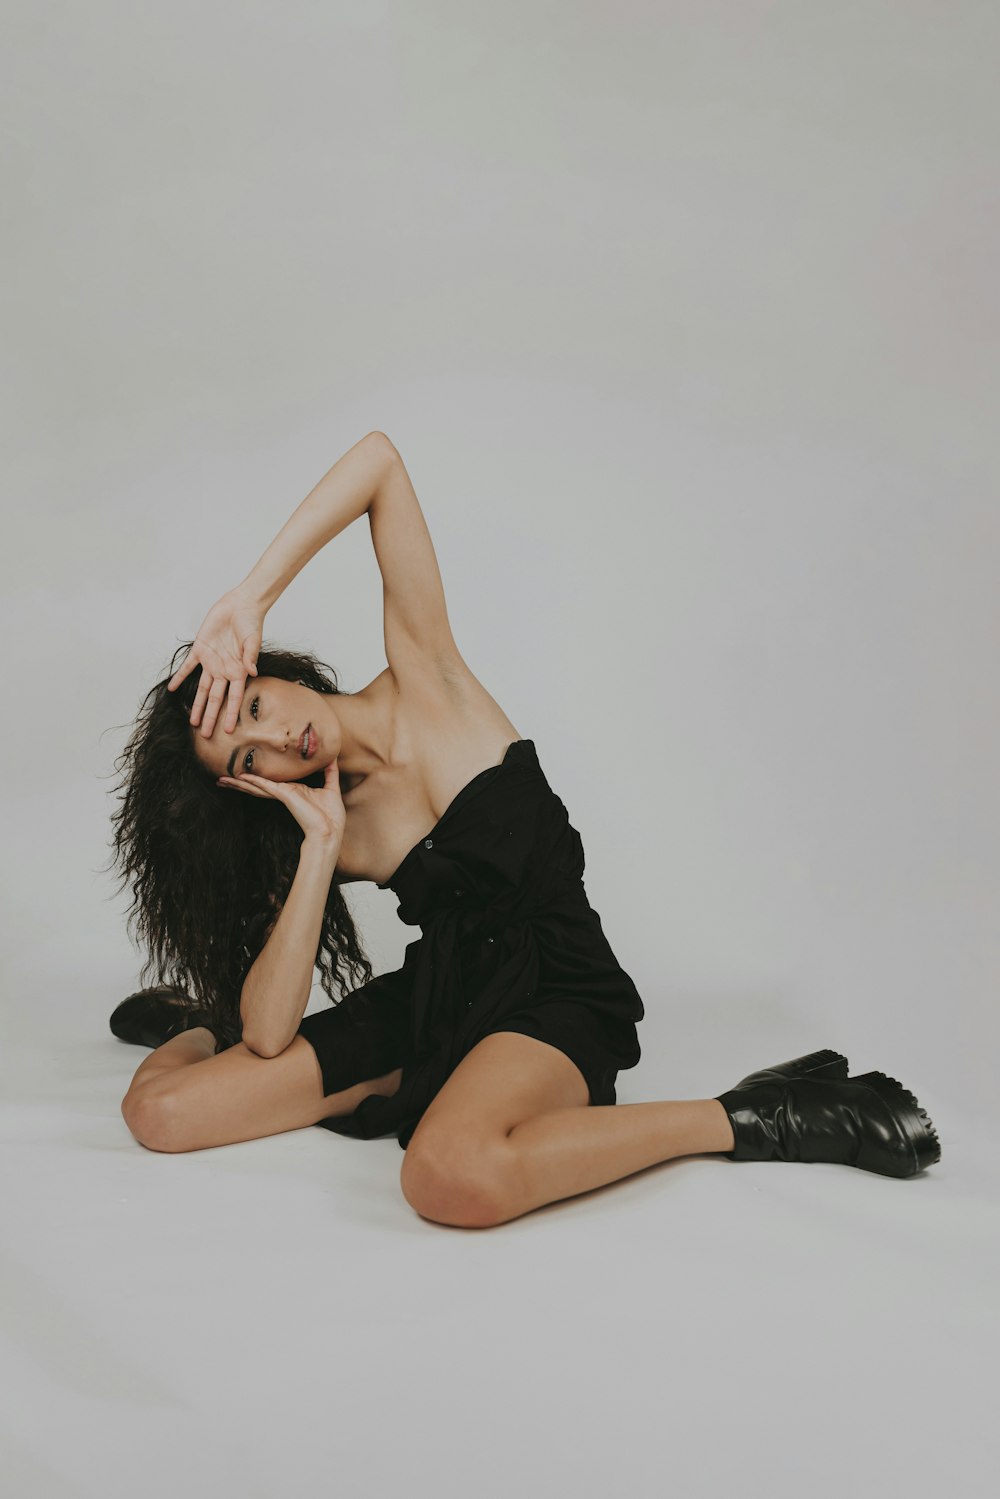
[715,1048,941,1178]
[109,986,229,1053]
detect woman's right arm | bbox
[170,431,395,739]
[239,833,341,1058]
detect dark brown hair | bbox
[104,641,374,1046]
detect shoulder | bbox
[386,646,523,785]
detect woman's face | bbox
[190,676,338,783]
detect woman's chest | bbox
[335,657,521,886]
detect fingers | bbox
[167,655,197,693]
[218,774,276,798]
[220,674,247,736]
[188,668,246,736]
[198,675,233,739]
[187,652,219,728]
[188,675,210,727]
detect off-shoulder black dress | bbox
[296,738,644,1150]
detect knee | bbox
[400,1133,515,1228]
[121,1084,185,1153]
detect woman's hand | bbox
[217,758,346,845]
[167,587,266,738]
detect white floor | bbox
[2,1015,996,1499]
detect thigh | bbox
[125,1036,402,1153]
[407,1030,590,1156]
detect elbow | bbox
[242,1031,293,1060]
[364,430,399,465]
[239,987,297,1058]
[240,1013,295,1058]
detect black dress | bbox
[296,738,644,1150]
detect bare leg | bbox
[121,1028,402,1152]
[126,1025,218,1091]
[500,1099,735,1221]
[402,1035,737,1227]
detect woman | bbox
[108,430,941,1227]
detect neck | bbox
[317,674,393,781]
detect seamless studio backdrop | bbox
[1,3,998,1497]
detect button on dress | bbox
[297,738,644,1150]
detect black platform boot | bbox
[109,987,232,1054]
[715,1048,941,1179]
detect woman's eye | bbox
[243,697,259,770]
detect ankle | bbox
[708,1098,736,1154]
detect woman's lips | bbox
[300,724,316,758]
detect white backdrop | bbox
[1,5,997,1495]
[4,0,995,1115]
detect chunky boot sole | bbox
[732,1047,850,1090]
[850,1071,942,1175]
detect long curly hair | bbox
[104,641,374,1046]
